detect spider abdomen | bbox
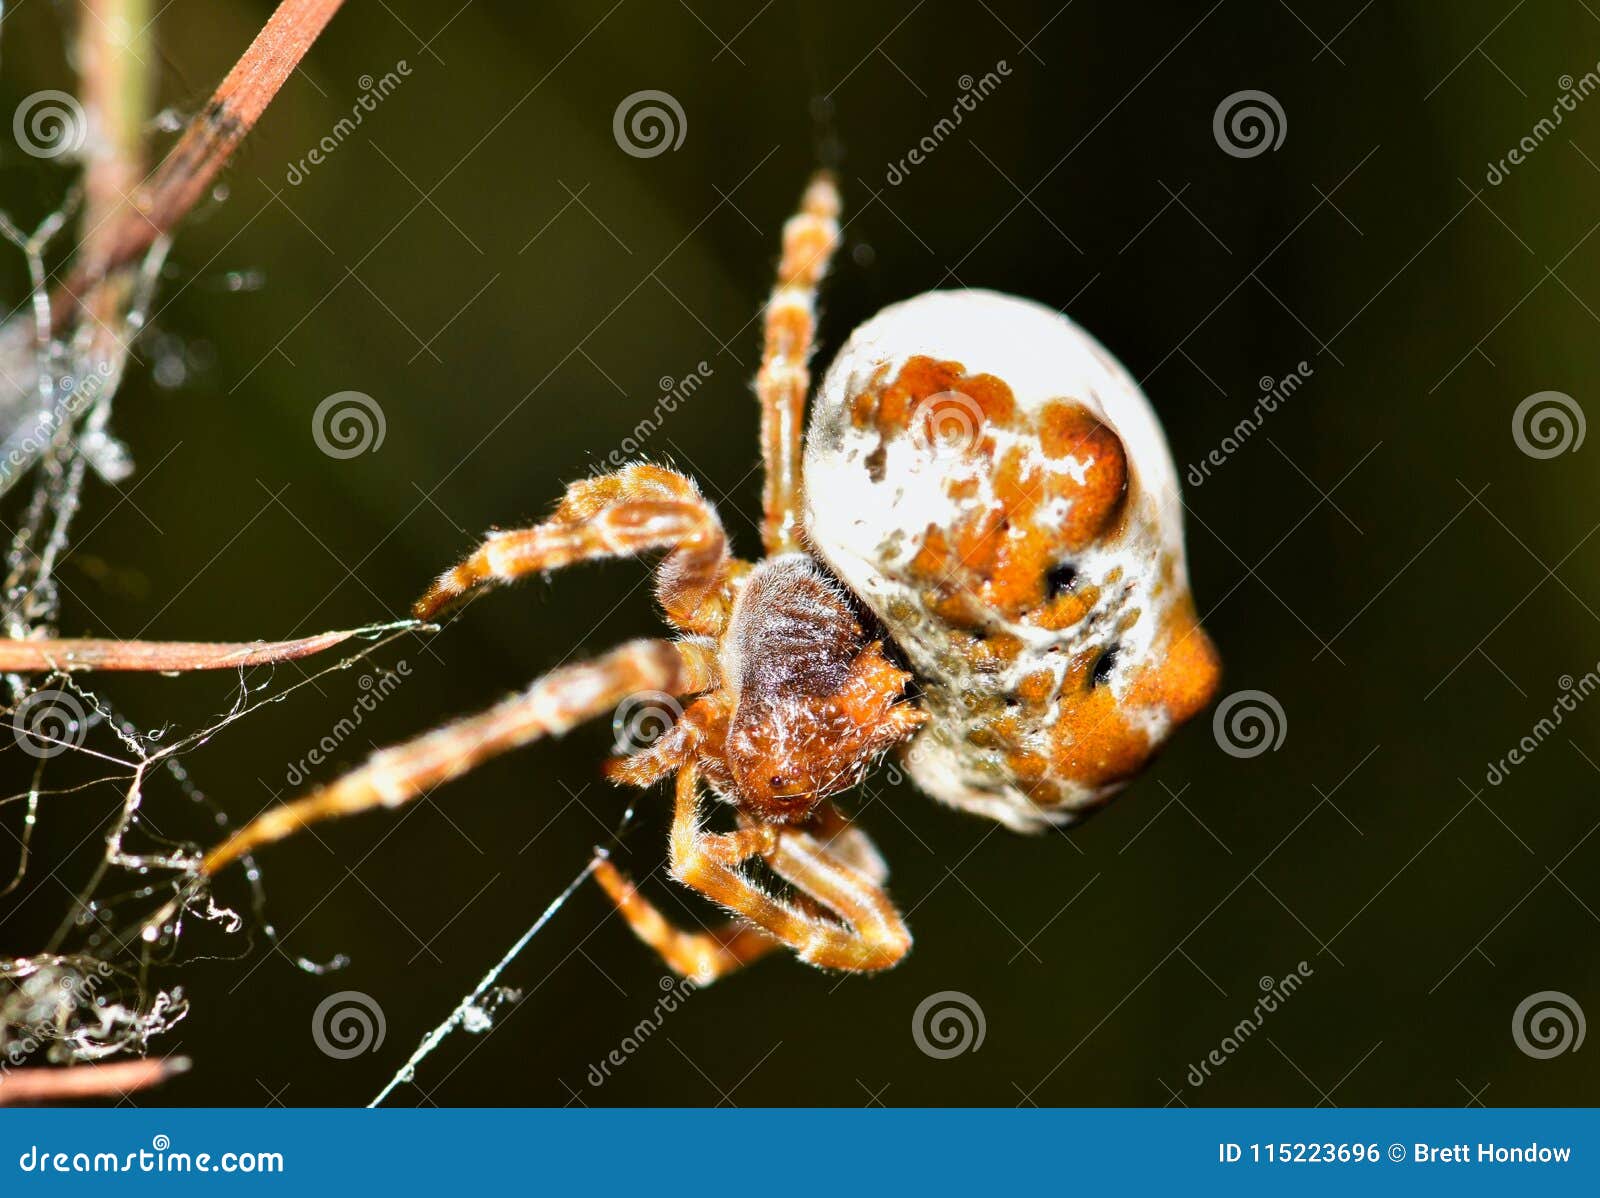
[803,290,1220,832]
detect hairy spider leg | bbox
[592,858,783,985]
[759,172,840,555]
[414,464,732,635]
[595,760,910,982]
[200,638,716,875]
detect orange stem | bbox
[50,0,347,332]
[0,628,366,672]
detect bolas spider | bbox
[199,174,1221,984]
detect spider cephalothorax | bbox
[199,173,1217,983]
[672,554,925,820]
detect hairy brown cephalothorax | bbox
[198,173,1219,983]
[706,554,924,819]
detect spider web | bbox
[0,251,428,1079]
[0,37,423,1088]
[0,187,434,1071]
[0,9,626,1103]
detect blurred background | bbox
[1,0,1597,1107]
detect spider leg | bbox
[804,802,889,886]
[594,857,781,985]
[758,172,840,555]
[200,638,716,876]
[763,816,910,972]
[604,763,909,980]
[595,704,782,983]
[414,463,731,635]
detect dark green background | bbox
[2,0,1596,1107]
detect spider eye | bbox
[1044,562,1078,598]
[1090,644,1120,688]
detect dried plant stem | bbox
[0,1056,189,1105]
[75,0,155,357]
[50,0,348,333]
[80,0,155,250]
[0,627,391,672]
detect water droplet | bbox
[223,269,264,292]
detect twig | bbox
[0,1056,189,1105]
[50,0,347,333]
[0,624,412,672]
[80,0,155,257]
[74,0,155,358]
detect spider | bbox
[198,173,1221,984]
